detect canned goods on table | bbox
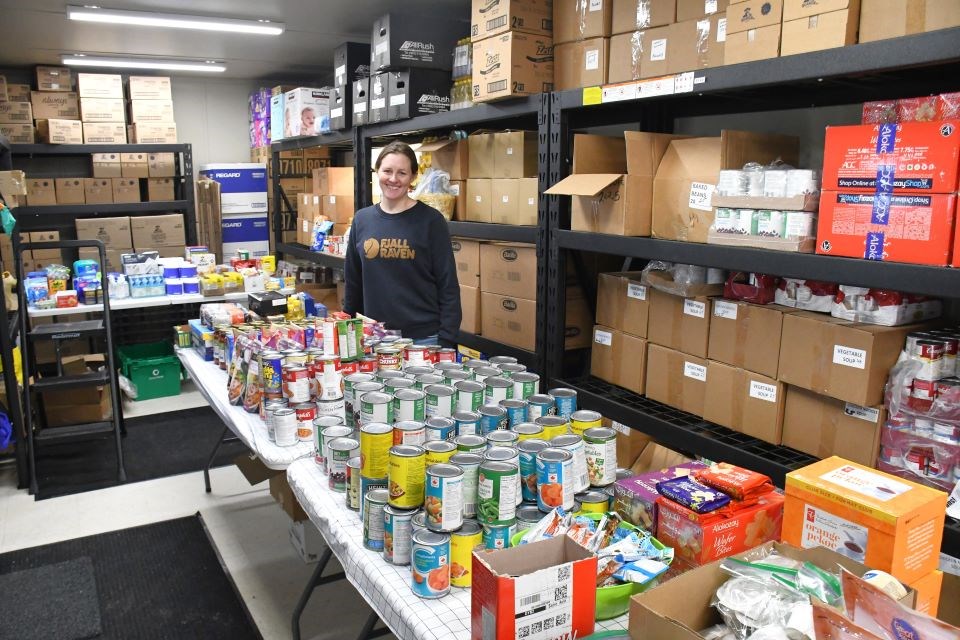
[404,365,435,378]
[313,415,344,463]
[552,433,590,493]
[583,426,618,487]
[436,347,457,363]
[351,381,384,425]
[384,377,416,393]
[425,464,464,532]
[512,422,544,442]
[482,522,516,549]
[363,488,389,551]
[455,434,486,453]
[424,440,457,466]
[283,365,311,403]
[450,452,482,519]
[388,444,426,508]
[517,439,549,504]
[511,371,539,400]
[346,456,362,510]
[474,366,501,385]
[360,476,388,519]
[450,520,482,587]
[294,402,317,442]
[328,438,359,491]
[411,530,450,598]
[486,429,519,449]
[343,374,376,428]
[497,363,526,378]
[393,388,426,421]
[264,399,288,443]
[484,376,514,404]
[478,405,508,434]
[576,489,611,514]
[536,447,575,512]
[393,420,426,446]
[377,369,406,381]
[376,345,403,371]
[526,393,556,421]
[360,391,394,426]
[282,350,308,367]
[455,380,485,412]
[489,356,518,366]
[358,355,378,374]
[411,511,428,534]
[383,505,419,565]
[316,397,346,423]
[260,350,283,398]
[273,407,298,447]
[424,384,456,418]
[516,504,543,529]
[500,398,528,428]
[452,410,481,436]
[535,415,570,440]
[415,373,445,391]
[316,354,343,401]
[444,369,473,387]
[436,361,465,374]
[570,410,602,437]
[425,416,456,442]
[477,460,519,526]
[548,387,578,418]
[319,425,352,473]
[404,345,431,368]
[360,422,393,478]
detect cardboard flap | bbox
[572,134,627,174]
[418,138,460,152]
[545,174,623,196]
[625,132,690,177]
[719,129,800,169]
[655,136,723,182]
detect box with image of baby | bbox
[283,88,331,137]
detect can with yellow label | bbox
[424,439,457,466]
[388,444,426,509]
[360,422,394,478]
[450,520,482,588]
[570,410,602,437]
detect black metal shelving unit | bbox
[456,331,538,370]
[447,222,537,244]
[15,200,192,217]
[276,242,346,270]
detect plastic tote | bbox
[117,341,183,401]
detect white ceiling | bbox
[0,0,471,82]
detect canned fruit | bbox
[536,447,575,512]
[411,530,450,599]
[388,445,426,509]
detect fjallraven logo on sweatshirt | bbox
[364,237,416,260]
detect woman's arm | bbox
[430,216,462,347]
[343,218,363,316]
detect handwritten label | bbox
[844,403,880,423]
[627,283,646,300]
[705,0,719,14]
[684,362,707,382]
[833,345,866,369]
[650,39,667,61]
[594,330,613,346]
[717,18,727,42]
[585,49,600,70]
[683,299,706,318]
[713,300,738,320]
[688,182,716,211]
[749,381,778,403]
[589,0,602,10]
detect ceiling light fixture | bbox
[66,5,284,35]
[61,55,226,72]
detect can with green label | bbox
[583,426,618,487]
[477,460,519,526]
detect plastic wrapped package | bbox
[45,264,70,293]
[831,285,941,326]
[937,91,960,119]
[723,273,779,305]
[774,278,837,312]
[641,260,726,298]
[896,96,938,122]
[861,100,897,124]
[841,569,960,639]
[412,168,456,220]
[712,576,808,640]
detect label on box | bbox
[611,421,630,436]
[475,195,483,202]
[335,64,346,81]
[749,381,778,403]
[354,101,367,114]
[683,299,706,318]
[328,196,337,204]
[501,195,509,203]
[390,94,406,106]
[375,42,388,54]
[819,465,911,502]
[594,330,613,346]
[589,0,602,10]
[688,182,715,211]
[843,403,880,423]
[705,0,718,13]
[371,98,385,109]
[713,300,738,320]
[582,86,603,105]
[684,362,707,382]
[331,107,343,118]
[947,484,960,521]
[800,504,868,562]
[512,564,574,640]
[527,197,535,206]
[717,18,727,42]
[650,39,667,61]
[449,183,461,195]
[832,345,866,369]
[506,147,514,155]
[626,283,646,300]
[585,49,600,71]
[674,72,695,94]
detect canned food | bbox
[404,365,435,378]
[527,393,556,421]
[486,429,519,449]
[404,345,430,369]
[500,398,528,428]
[410,530,450,598]
[536,447,575,512]
[319,425,352,473]
[450,521,482,587]
[477,460,519,526]
[535,415,570,440]
[928,332,958,378]
[384,377,416,393]
[937,378,960,404]
[363,488,389,551]
[313,415,344,464]
[462,359,487,372]
[424,416,456,442]
[316,397,346,423]
[583,427,618,487]
[377,346,403,371]
[511,422,544,442]
[576,489,611,514]
[273,407,298,447]
[424,440,457,466]
[474,366,501,385]
[316,354,343,401]
[328,437,359,491]
[435,361,465,373]
[436,348,457,363]
[913,339,945,381]
[377,369,407,381]
[343,373,374,429]
[359,355,378,373]
[444,369,473,386]
[294,402,317,442]
[497,363,527,379]
[360,476,388,520]
[425,464,464,532]
[570,410,602,437]
[511,372,540,400]
[489,356,518,366]
[478,405,508,434]
[517,439,549,504]
[360,391,394,426]
[383,505,419,565]
[453,410,482,436]
[341,360,359,378]
[517,505,543,529]
[425,384,456,418]
[482,522,516,549]
[346,456,362,510]
[455,380,485,412]
[360,422,393,478]
[551,433,590,493]
[388,444,426,509]
[260,350,283,398]
[394,388,427,422]
[264,399,288,443]
[548,387,578,418]
[616,468,633,481]
[450,452,483,519]
[411,511,428,534]
[393,420,427,446]
[283,350,308,367]
[415,373,445,390]
[484,376,514,405]
[282,365,311,403]
[455,434,487,453]
[351,381,384,425]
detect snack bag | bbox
[694,462,774,503]
[656,476,732,513]
[813,601,883,640]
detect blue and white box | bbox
[283,87,331,136]
[221,212,270,257]
[199,163,268,214]
[270,93,285,142]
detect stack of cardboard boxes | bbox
[554,0,614,90]
[331,42,370,130]
[74,214,186,272]
[198,163,270,258]
[78,72,126,144]
[296,167,355,247]
[419,136,470,219]
[127,75,177,144]
[464,131,539,225]
[0,81,36,143]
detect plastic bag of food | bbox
[694,463,774,503]
[812,600,882,640]
[657,476,732,513]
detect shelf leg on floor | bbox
[203,423,230,493]
[291,547,333,640]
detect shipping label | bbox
[513,564,574,640]
[832,345,866,369]
[800,503,868,562]
[713,301,738,320]
[843,403,880,423]
[717,18,727,42]
[819,465,911,502]
[589,0,602,10]
[594,330,612,346]
[688,182,715,211]
[683,299,706,318]
[585,49,599,71]
[705,0,719,13]
[650,39,667,61]
[684,362,707,382]
[749,381,777,403]
[626,283,646,300]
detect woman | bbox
[344,141,462,347]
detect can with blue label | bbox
[548,387,577,418]
[424,416,456,442]
[517,438,549,504]
[452,410,481,436]
[536,447,575,512]
[478,405,508,435]
[363,487,389,551]
[482,522,517,549]
[526,393,556,421]
[499,398,528,428]
[551,433,589,494]
[410,530,450,598]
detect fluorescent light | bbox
[62,55,226,72]
[66,5,284,35]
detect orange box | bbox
[472,535,597,640]
[782,456,947,585]
[905,569,943,617]
[953,197,960,267]
[654,491,784,567]
[815,191,956,266]
[821,121,960,194]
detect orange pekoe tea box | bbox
[782,456,947,585]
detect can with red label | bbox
[437,348,457,363]
[910,378,937,412]
[317,354,343,401]
[282,365,311,403]
[404,345,430,369]
[427,345,441,364]
[377,346,403,371]
[341,360,359,377]
[936,378,960,404]
[294,402,317,442]
[913,339,945,381]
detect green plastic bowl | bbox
[511,513,670,620]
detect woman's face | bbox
[376,152,414,201]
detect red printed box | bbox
[816,191,956,266]
[821,121,960,194]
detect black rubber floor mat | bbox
[0,556,101,640]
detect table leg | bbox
[356,610,392,640]
[292,546,350,640]
[203,423,239,493]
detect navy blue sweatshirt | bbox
[344,202,462,344]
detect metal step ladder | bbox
[16,239,126,494]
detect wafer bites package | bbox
[693,462,774,503]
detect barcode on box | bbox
[487,16,507,30]
[519,593,541,606]
[488,80,507,93]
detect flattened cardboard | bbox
[781,385,884,466]
[645,344,708,416]
[596,271,649,338]
[590,325,647,395]
[707,299,786,379]
[647,288,712,358]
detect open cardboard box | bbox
[711,192,820,212]
[41,354,112,427]
[706,230,817,253]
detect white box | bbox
[270,93,285,142]
[198,163,268,214]
[128,76,172,100]
[77,73,123,98]
[283,87,331,137]
[288,520,325,564]
[222,212,270,258]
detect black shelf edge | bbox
[554,375,817,487]
[17,201,190,216]
[12,143,190,155]
[449,222,537,243]
[34,421,115,443]
[555,230,960,298]
[276,243,346,269]
[363,97,542,139]
[8,312,19,343]
[555,27,960,110]
[28,319,104,340]
[31,371,110,392]
[457,332,539,370]
[271,130,355,152]
[945,519,960,558]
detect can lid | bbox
[394,388,426,400]
[425,416,456,428]
[361,391,393,405]
[389,444,425,457]
[394,419,426,430]
[454,379,484,392]
[499,398,528,408]
[385,378,416,389]
[366,487,390,503]
[512,422,542,434]
[584,427,616,440]
[455,434,486,445]
[427,463,463,478]
[548,387,576,398]
[450,452,483,466]
[489,356,519,365]
[487,430,518,442]
[483,446,519,462]
[576,489,610,503]
[322,425,353,437]
[453,410,482,421]
[511,371,539,382]
[537,447,572,462]
[424,440,456,452]
[479,459,518,473]
[360,421,393,435]
[535,415,568,426]
[528,394,554,404]
[412,529,450,545]
[329,437,360,452]
[572,410,602,421]
[516,438,549,453]
[478,405,507,417]
[454,520,483,536]
[383,504,420,516]
[424,384,456,397]
[551,434,582,446]
[313,415,345,427]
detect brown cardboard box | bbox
[54,178,85,205]
[42,356,113,427]
[233,453,281,486]
[129,99,175,123]
[297,193,321,221]
[704,361,785,444]
[494,131,538,178]
[92,153,122,178]
[612,0,677,32]
[452,238,481,288]
[606,419,653,468]
[269,473,308,522]
[77,73,123,99]
[726,0,783,32]
[724,24,781,64]
[311,167,354,196]
[460,284,482,333]
[670,14,727,73]
[652,131,799,243]
[638,25,672,78]
[626,130,684,176]
[783,0,852,19]
[645,344,708,416]
[0,123,33,144]
[79,97,125,122]
[120,152,149,178]
[36,66,72,91]
[83,122,126,144]
[472,31,555,103]
[481,292,536,350]
[472,0,553,39]
[781,385,884,466]
[0,101,32,123]
[419,138,468,180]
[148,153,176,177]
[322,194,355,223]
[707,299,786,379]
[6,84,30,102]
[517,178,539,226]
[859,0,960,42]
[468,132,497,178]
[677,0,729,20]
[573,133,627,174]
[26,179,57,206]
[36,119,83,144]
[128,76,172,100]
[466,179,493,222]
[29,230,60,243]
[83,178,114,204]
[938,571,959,625]
[554,0,614,43]
[781,6,860,56]
[566,291,593,349]
[608,32,644,83]
[590,325,648,394]
[147,177,175,202]
[449,180,467,220]
[778,311,919,406]
[130,122,177,143]
[490,179,537,225]
[554,37,609,90]
[111,177,140,204]
[76,216,132,248]
[30,91,79,119]
[647,288,712,358]
[547,173,653,235]
[131,214,185,248]
[596,271,649,338]
[480,242,538,298]
[136,245,187,259]
[280,177,309,199]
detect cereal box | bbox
[654,491,784,567]
[782,456,947,585]
[613,461,708,532]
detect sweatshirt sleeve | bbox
[430,215,462,346]
[343,216,363,316]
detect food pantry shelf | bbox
[15,201,190,216]
[448,221,537,244]
[26,292,249,318]
[456,331,537,369]
[270,129,356,152]
[275,243,346,269]
[11,143,191,155]
[362,94,543,140]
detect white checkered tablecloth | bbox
[177,348,314,470]
[286,458,629,640]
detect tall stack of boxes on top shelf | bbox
[0,74,36,143]
[331,42,370,130]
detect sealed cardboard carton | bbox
[554,37,609,90]
[502,178,539,226]
[596,271,649,337]
[127,76,172,100]
[120,152,149,178]
[80,97,125,122]
[418,138,468,180]
[30,91,79,120]
[781,385,884,467]
[92,153,122,178]
[36,119,83,144]
[385,69,451,121]
[466,178,493,222]
[147,178,175,202]
[608,31,645,83]
[77,73,123,99]
[782,456,947,584]
[83,178,114,205]
[460,284,482,333]
[638,25,672,78]
[493,131,537,178]
[612,0,677,32]
[41,355,112,427]
[351,77,369,126]
[311,167,354,196]
[480,242,537,298]
[129,99,174,123]
[0,101,32,123]
[554,0,613,43]
[131,214,185,248]
[451,238,481,288]
[449,180,467,220]
[367,73,389,124]
[472,0,553,39]
[781,5,860,56]
[481,292,536,350]
[647,288,712,358]
[269,474,308,522]
[321,194,355,223]
[677,0,729,20]
[645,344,708,415]
[566,293,593,350]
[332,42,370,89]
[724,24,781,64]
[54,178,85,205]
[726,0,783,32]
[590,325,647,394]
[6,84,30,102]
[707,299,786,378]
[471,31,554,103]
[75,216,132,248]
[130,122,176,143]
[148,153,176,178]
[468,132,497,178]
[36,66,72,91]
[83,122,126,144]
[111,177,140,204]
[26,179,57,206]
[0,123,34,144]
[370,12,465,72]
[669,14,727,73]
[859,0,960,42]
[703,361,785,444]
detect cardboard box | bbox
[707,299,785,378]
[333,41,370,88]
[566,294,593,350]
[460,284,482,333]
[366,72,389,124]
[608,32,644,83]
[0,101,32,123]
[77,247,124,273]
[782,456,947,584]
[83,178,114,205]
[493,131,537,178]
[491,178,538,225]
[36,66,72,91]
[590,326,647,394]
[596,271,649,338]
[726,0,783,32]
[638,25,672,79]
[781,385,884,467]
[350,77,369,127]
[468,132,497,178]
[466,178,493,222]
[472,0,553,39]
[554,37,609,90]
[778,311,923,406]
[54,178,85,205]
[472,31,555,103]
[419,138,468,180]
[30,91,80,119]
[907,569,943,617]
[120,152,149,178]
[652,131,799,243]
[321,194,355,223]
[677,0,729,20]
[612,0,677,32]
[148,153,176,177]
[554,0,613,43]
[613,461,707,531]
[385,68,451,121]
[0,123,33,144]
[147,178,175,202]
[608,421,653,470]
[130,122,176,144]
[473,536,597,639]
[480,242,538,298]
[29,230,60,244]
[452,239,481,288]
[26,179,57,206]
[284,87,330,136]
[269,473,308,522]
[510,178,539,226]
[644,344,708,415]
[127,76,172,100]
[723,24,781,64]
[288,520,325,564]
[784,0,853,20]
[571,133,627,174]
[703,361,785,444]
[92,153,121,178]
[481,292,536,350]
[781,6,860,56]
[311,167,354,196]
[859,0,960,42]
[42,355,112,427]
[131,214,185,248]
[83,122,126,144]
[370,12,465,71]
[36,119,83,144]
[670,14,727,73]
[111,177,140,204]
[547,173,653,235]
[449,180,468,220]
[77,73,123,99]
[6,84,30,102]
[647,288,712,358]
[79,97,125,122]
[129,99,174,123]
[233,452,280,486]
[76,216,132,249]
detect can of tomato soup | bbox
[450,520,482,588]
[294,402,317,442]
[383,505,419,566]
[387,444,426,509]
[316,354,343,401]
[425,464,464,533]
[536,447,575,512]
[283,365,311,403]
[404,345,430,369]
[410,530,450,599]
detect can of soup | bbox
[484,376,513,404]
[313,415,344,464]
[517,438,549,504]
[450,452,482,519]
[500,398,528,428]
[551,433,589,493]
[453,410,482,436]
[511,371,539,400]
[526,393,556,421]
[294,402,317,442]
[485,429,519,449]
[548,387,578,418]
[360,422,393,479]
[455,434,487,454]
[482,522,516,550]
[425,416,457,442]
[363,488,389,551]
[478,405,508,434]
[393,420,426,446]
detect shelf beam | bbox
[12,144,190,155]
[449,222,537,243]
[276,243,346,269]
[16,201,190,216]
[456,332,539,370]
